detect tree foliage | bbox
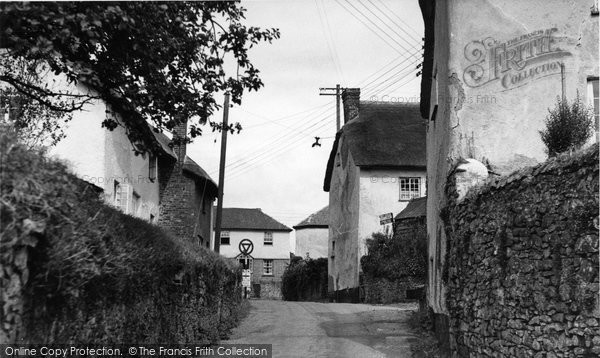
[361,229,427,282]
[0,2,279,152]
[540,94,594,157]
[0,57,72,148]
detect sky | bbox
[186,0,424,233]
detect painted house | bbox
[323,88,427,302]
[216,208,292,299]
[418,0,599,342]
[49,93,217,248]
[293,206,329,259]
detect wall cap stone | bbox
[454,145,599,206]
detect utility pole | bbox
[213,92,230,254]
[319,84,343,131]
[560,63,566,101]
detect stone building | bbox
[418,0,599,348]
[293,206,329,259]
[216,208,292,299]
[323,88,426,302]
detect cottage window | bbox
[132,191,140,216]
[264,231,273,245]
[220,231,230,245]
[587,78,599,140]
[149,154,157,182]
[263,259,273,275]
[113,181,130,213]
[399,177,421,201]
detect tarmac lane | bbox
[224,300,420,358]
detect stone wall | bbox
[362,277,407,304]
[443,146,599,357]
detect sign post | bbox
[379,213,394,225]
[379,213,394,236]
[238,239,254,298]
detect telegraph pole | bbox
[319,84,343,131]
[213,92,230,254]
[560,63,566,101]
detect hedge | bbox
[281,256,327,301]
[0,129,242,344]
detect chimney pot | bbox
[172,120,188,166]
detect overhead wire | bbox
[208,105,333,175]
[221,0,425,179]
[366,0,422,43]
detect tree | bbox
[0,2,279,152]
[539,94,594,157]
[0,57,72,149]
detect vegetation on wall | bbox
[281,256,328,301]
[0,129,242,343]
[539,94,594,157]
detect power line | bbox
[356,0,420,51]
[362,57,421,95]
[208,105,332,174]
[225,118,334,180]
[315,0,346,84]
[225,109,336,177]
[358,46,422,92]
[217,108,335,177]
[376,0,422,38]
[225,113,334,177]
[366,0,421,43]
[340,0,418,55]
[372,68,421,96]
[241,103,329,129]
[334,0,412,56]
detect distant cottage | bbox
[293,206,329,259]
[215,207,292,299]
[323,88,427,302]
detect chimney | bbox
[342,88,360,124]
[172,120,187,167]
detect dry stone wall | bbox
[443,146,599,357]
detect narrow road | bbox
[224,300,420,358]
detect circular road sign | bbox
[239,239,254,255]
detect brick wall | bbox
[156,121,213,244]
[443,146,599,357]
